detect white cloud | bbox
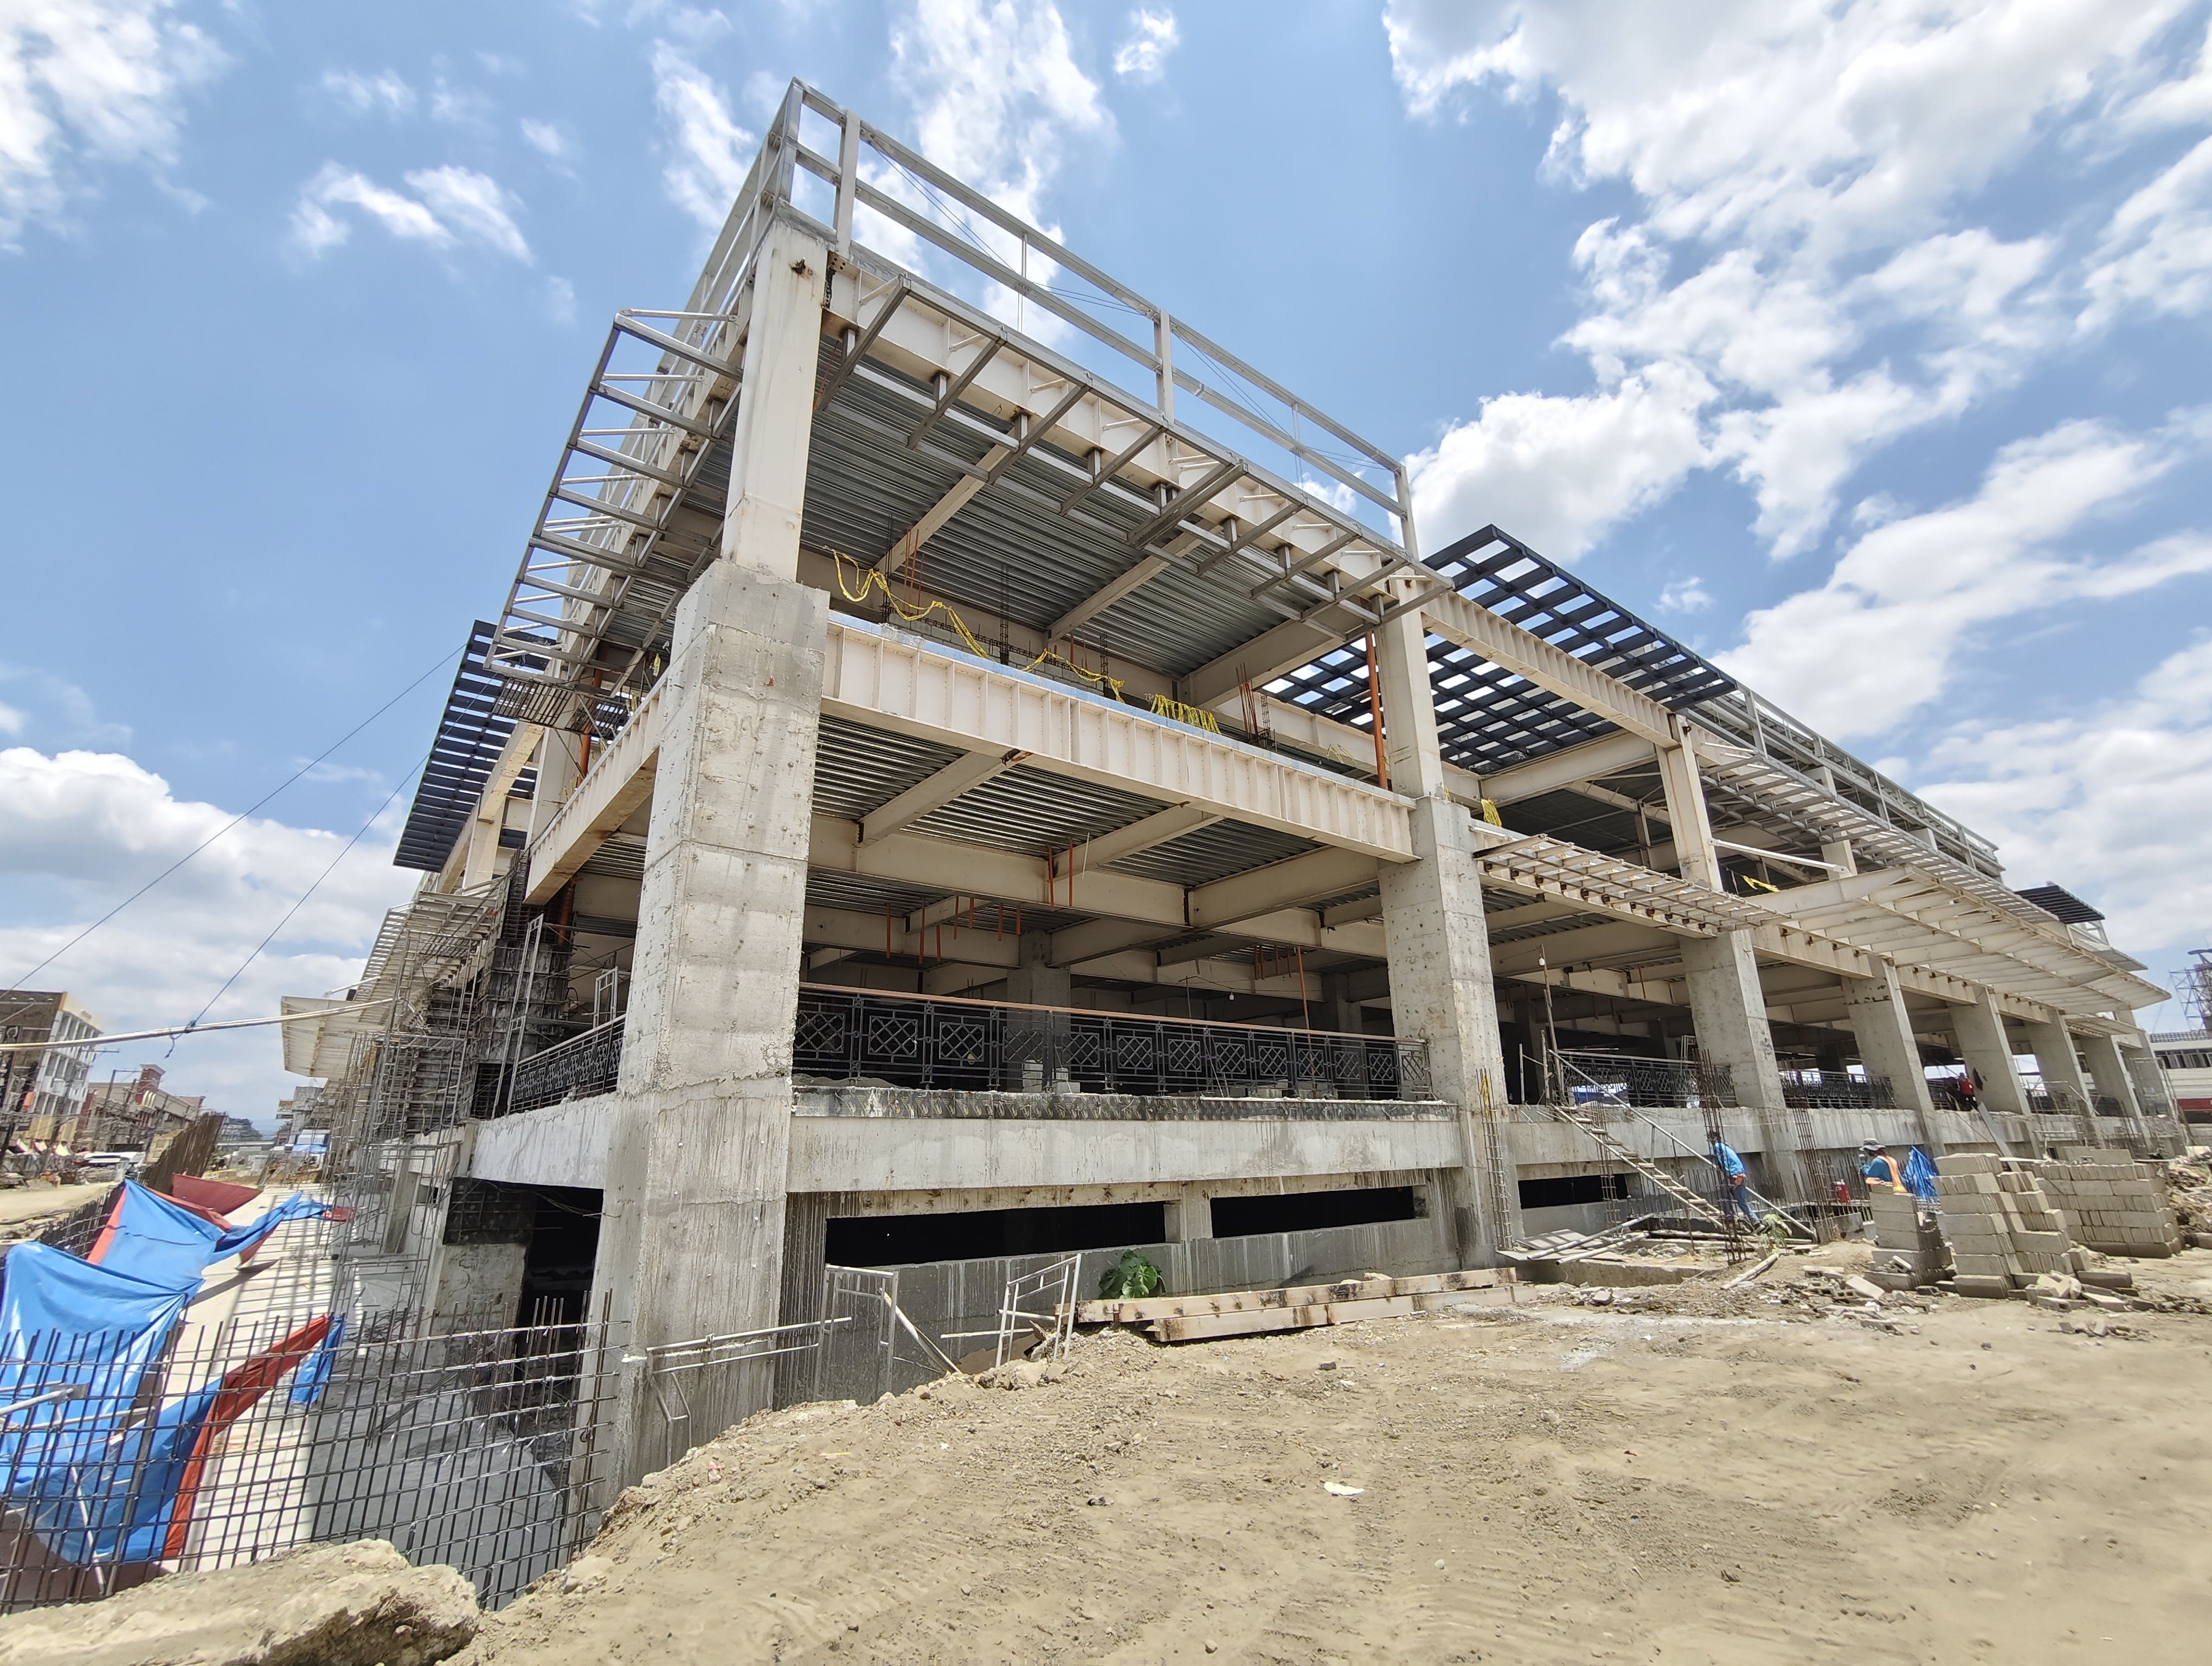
[2082,133,2212,329]
[1717,416,2212,738]
[650,40,754,227]
[519,117,570,160]
[288,161,531,262]
[1113,9,1179,85]
[1405,359,1712,559]
[1657,576,1711,614]
[0,746,416,1118]
[0,0,227,246]
[1917,633,2212,964]
[0,702,23,736]
[1381,2,2204,559]
[319,68,413,118]
[890,0,1109,231]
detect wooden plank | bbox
[1149,1295,1418,1342]
[1076,1267,1495,1325]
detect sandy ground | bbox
[459,1244,2212,1666]
[0,1181,106,1232]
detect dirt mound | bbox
[457,1255,2212,1665]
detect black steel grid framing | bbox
[394,623,541,873]
[1269,525,1738,774]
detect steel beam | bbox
[858,748,1027,845]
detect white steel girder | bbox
[821,617,1415,861]
[1746,870,2162,1017]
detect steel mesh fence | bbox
[0,1311,620,1614]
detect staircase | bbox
[1551,1103,1729,1228]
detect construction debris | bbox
[1077,1270,1499,1342]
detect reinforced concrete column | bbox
[2078,1031,2145,1120]
[2022,1017,2095,1114]
[1005,932,1071,1090]
[1950,991,2029,1115]
[1840,961,1941,1154]
[593,222,831,1482]
[1656,733,1808,1200]
[1375,603,1519,1261]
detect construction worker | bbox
[1712,1139,1756,1223]
[1859,1141,1905,1193]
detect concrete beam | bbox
[525,679,667,904]
[822,618,1414,862]
[858,747,1027,844]
[1186,845,1380,928]
[1054,803,1220,877]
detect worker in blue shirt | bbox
[1859,1142,1905,1193]
[1712,1139,1755,1222]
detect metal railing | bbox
[1543,1049,1737,1110]
[505,1018,624,1114]
[1780,1071,1896,1111]
[794,984,1431,1099]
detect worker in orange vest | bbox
[1859,1142,1905,1193]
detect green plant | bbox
[1098,1249,1163,1300]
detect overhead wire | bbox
[5,645,462,991]
[171,744,434,1050]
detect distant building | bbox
[275,1082,328,1148]
[0,990,102,1147]
[74,1064,206,1153]
[219,1114,261,1143]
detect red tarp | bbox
[166,1175,260,1216]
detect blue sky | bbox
[5,0,2212,1123]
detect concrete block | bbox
[1938,1152,1999,1175]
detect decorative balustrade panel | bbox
[792,985,1430,1100]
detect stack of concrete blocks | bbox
[1931,1154,2083,1298]
[2034,1148,2184,1258]
[1864,1190,1946,1290]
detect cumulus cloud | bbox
[1406,360,1712,559]
[1113,9,1179,85]
[1382,2,2204,559]
[0,0,227,246]
[1918,633,2212,963]
[0,746,416,1119]
[289,161,531,261]
[1657,576,1711,614]
[650,40,754,227]
[1717,415,2212,738]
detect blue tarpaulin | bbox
[0,1184,343,1566]
[91,1182,336,1288]
[1903,1147,1939,1201]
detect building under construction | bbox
[283,83,2184,1484]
